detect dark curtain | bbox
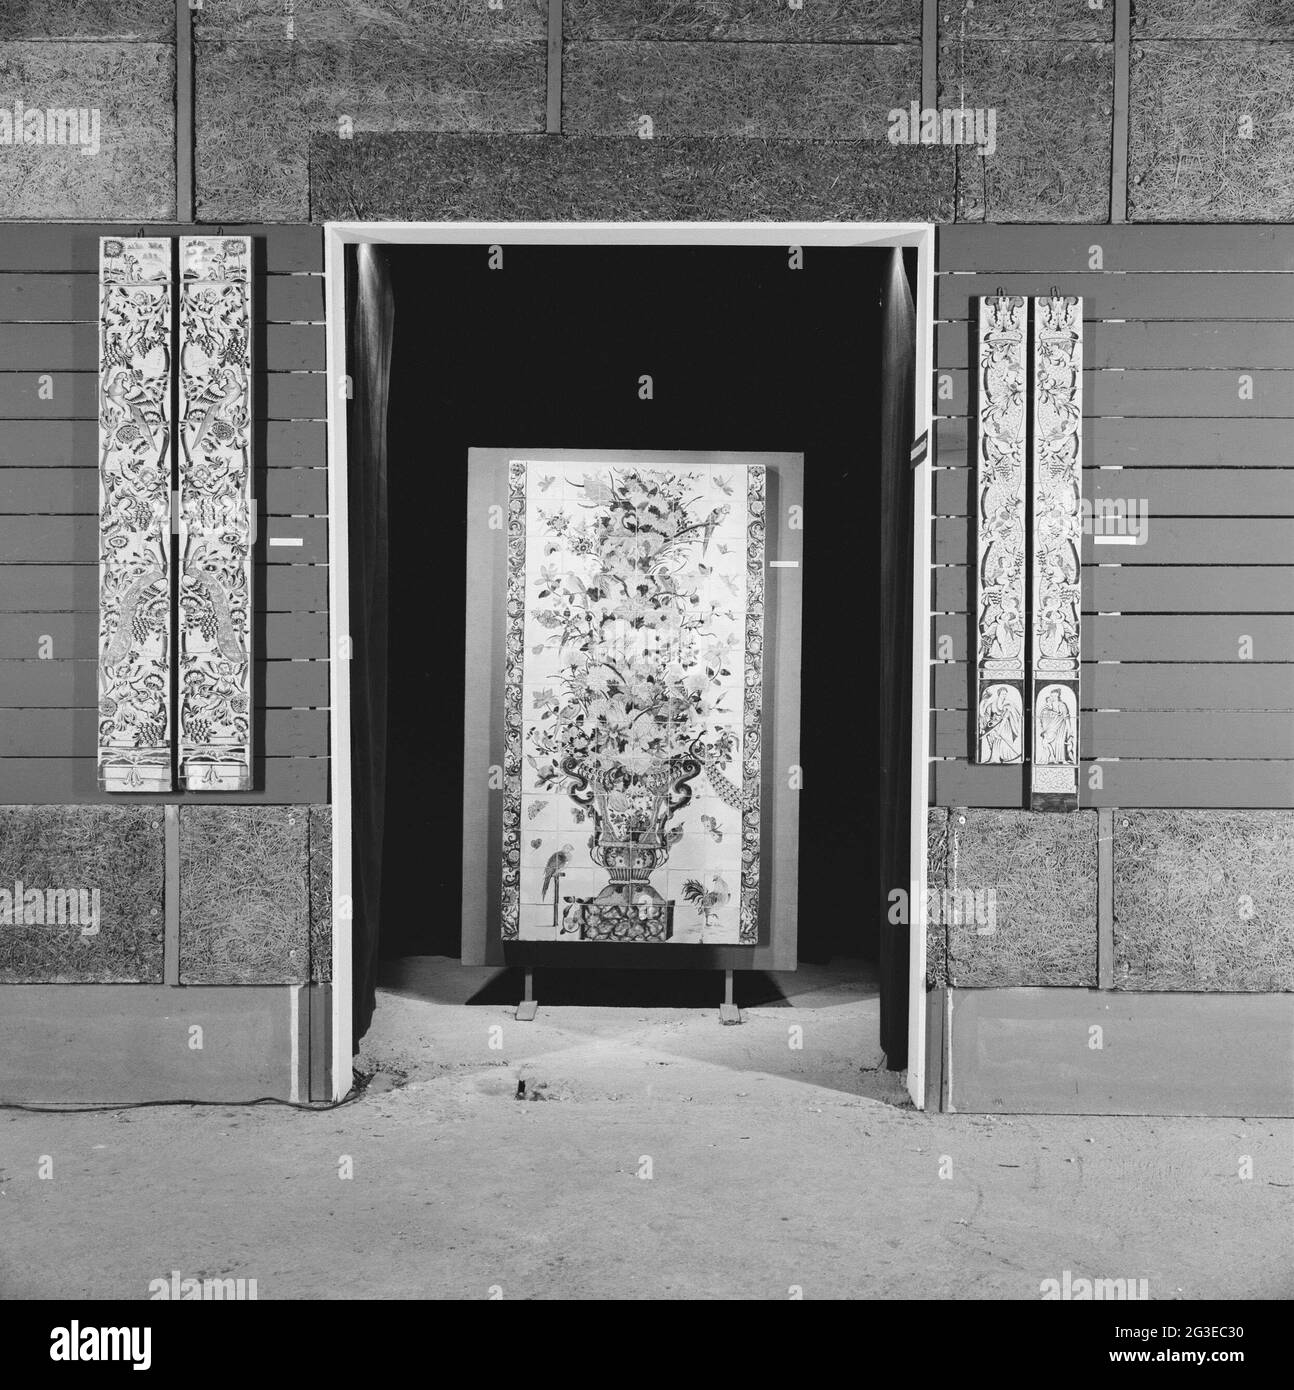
[345,244,394,1046]
[877,248,917,1069]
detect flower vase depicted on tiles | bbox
[502,461,764,945]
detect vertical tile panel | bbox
[98,237,173,792]
[974,295,1026,766]
[1030,295,1083,811]
[178,236,254,791]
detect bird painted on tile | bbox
[682,873,730,929]
[698,504,730,557]
[542,844,574,900]
[663,822,685,848]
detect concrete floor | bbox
[1,956,1290,1300]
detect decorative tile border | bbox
[500,457,528,940]
[98,237,174,792]
[739,464,765,943]
[177,236,254,791]
[1030,295,1083,812]
[974,295,1026,766]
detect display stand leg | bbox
[719,969,741,1025]
[517,967,538,1021]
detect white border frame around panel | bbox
[323,221,935,1107]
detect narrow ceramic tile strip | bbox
[974,295,1027,767]
[500,458,528,939]
[1030,295,1084,812]
[177,236,254,792]
[740,465,766,944]
[98,237,174,792]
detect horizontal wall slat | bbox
[0,660,329,708]
[934,517,1294,565]
[0,372,326,420]
[933,663,1294,711]
[0,419,327,467]
[936,274,1294,320]
[0,467,326,515]
[934,566,1294,613]
[932,760,1294,808]
[936,319,1294,370]
[936,368,1294,418]
[0,757,328,805]
[932,711,1294,760]
[0,321,325,372]
[0,517,327,563]
[0,613,328,660]
[934,467,1294,517]
[937,225,1294,273]
[0,708,327,758]
[0,274,323,323]
[935,417,1293,468]
[0,224,322,274]
[0,563,327,612]
[933,616,1294,662]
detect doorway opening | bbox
[326,225,934,1104]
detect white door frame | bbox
[323,221,935,1106]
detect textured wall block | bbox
[194,0,546,41]
[1114,811,1294,992]
[1133,1,1294,38]
[926,808,949,988]
[179,806,308,984]
[564,42,919,139]
[953,0,1112,37]
[308,805,332,984]
[940,41,1113,222]
[1129,43,1294,222]
[946,808,1098,986]
[195,39,546,221]
[0,43,175,219]
[566,1,921,41]
[0,806,164,982]
[309,132,956,222]
[1,1,173,39]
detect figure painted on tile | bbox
[1036,684,1077,767]
[978,684,1022,764]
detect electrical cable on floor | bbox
[0,1089,367,1114]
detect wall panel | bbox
[0,225,330,807]
[934,224,1294,811]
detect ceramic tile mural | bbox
[177,237,254,791]
[97,237,174,792]
[502,460,765,945]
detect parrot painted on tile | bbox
[542,844,574,900]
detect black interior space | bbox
[369,243,913,974]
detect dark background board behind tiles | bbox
[381,243,904,962]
